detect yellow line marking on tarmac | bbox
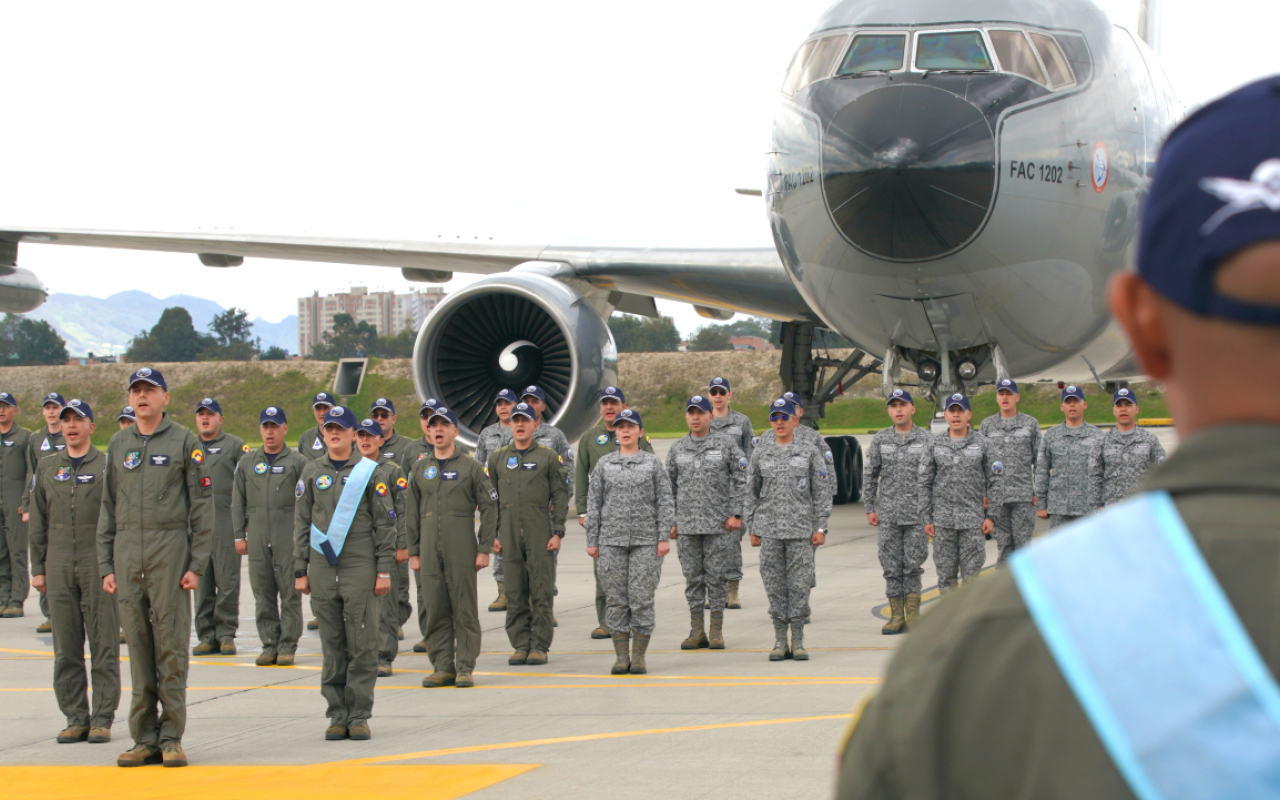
[386,680,880,690]
[472,670,878,681]
[0,764,539,800]
[0,647,54,656]
[333,713,855,766]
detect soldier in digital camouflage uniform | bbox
[586,409,674,675]
[920,393,998,594]
[0,391,31,619]
[473,389,516,612]
[705,377,752,610]
[231,406,307,667]
[192,398,248,656]
[745,397,831,661]
[22,391,66,632]
[1087,387,1168,509]
[863,388,932,634]
[666,394,745,650]
[978,379,1042,564]
[1034,385,1103,529]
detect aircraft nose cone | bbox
[822,84,996,261]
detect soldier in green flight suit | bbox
[490,403,567,666]
[369,398,414,653]
[232,406,308,667]
[294,405,398,742]
[22,391,66,632]
[355,416,408,678]
[296,392,337,460]
[0,391,31,619]
[574,386,653,639]
[398,398,439,653]
[191,398,247,656]
[29,399,120,746]
[99,366,214,768]
[408,405,497,688]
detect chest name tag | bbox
[271,466,285,474]
[54,443,66,451]
[442,471,459,481]
[207,447,223,454]
[727,425,741,435]
[341,476,349,485]
[521,463,538,470]
[706,450,722,458]
[2,440,12,447]
[75,473,95,485]
[677,454,693,464]
[382,452,394,459]
[965,445,982,455]
[149,455,171,466]
[1015,428,1032,437]
[790,456,808,467]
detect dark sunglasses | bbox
[769,413,791,422]
[708,388,728,396]
[370,410,393,419]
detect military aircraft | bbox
[0,0,1178,502]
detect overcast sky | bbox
[1,1,1275,339]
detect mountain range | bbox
[26,290,297,357]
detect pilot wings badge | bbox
[1199,158,1280,234]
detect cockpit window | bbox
[1028,32,1076,88]
[781,40,817,96]
[836,34,907,75]
[915,31,992,71]
[798,36,848,89]
[988,30,1046,84]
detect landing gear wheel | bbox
[842,436,863,504]
[825,436,854,506]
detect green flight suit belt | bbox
[1012,491,1280,800]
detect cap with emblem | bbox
[428,406,459,427]
[599,386,626,403]
[686,395,712,413]
[996,378,1019,394]
[321,406,358,429]
[117,406,135,421]
[886,388,915,406]
[60,399,93,422]
[128,366,166,391]
[614,408,642,427]
[510,403,539,421]
[42,392,66,409]
[312,392,336,408]
[945,393,971,411]
[520,385,546,403]
[1113,387,1137,405]
[356,418,384,437]
[196,397,222,415]
[419,398,440,416]
[709,377,731,392]
[1062,385,1086,402]
[769,397,799,418]
[1139,76,1280,325]
[782,391,805,408]
[493,388,515,404]
[370,397,396,414]
[0,392,15,407]
[259,406,287,425]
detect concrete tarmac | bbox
[0,427,1178,799]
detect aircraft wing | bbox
[0,226,817,321]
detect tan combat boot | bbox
[161,741,187,767]
[348,721,371,740]
[255,648,277,666]
[276,651,295,667]
[611,632,631,675]
[768,623,789,661]
[708,611,725,649]
[325,724,348,740]
[455,673,475,688]
[904,593,922,629]
[630,633,651,674]
[726,581,742,609]
[117,743,162,766]
[791,622,809,661]
[488,582,507,612]
[680,612,708,650]
[881,597,906,635]
[192,640,218,656]
[57,726,89,743]
[422,671,456,688]
[88,727,111,744]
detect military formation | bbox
[1,367,1165,766]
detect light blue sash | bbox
[310,457,377,566]
[1011,491,1280,800]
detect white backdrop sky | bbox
[0,1,1275,338]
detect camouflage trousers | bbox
[990,502,1037,564]
[597,544,664,635]
[759,538,814,625]
[932,527,985,594]
[1049,514,1083,530]
[492,551,504,584]
[677,533,730,613]
[724,530,745,582]
[878,523,928,597]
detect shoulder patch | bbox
[295,479,305,498]
[242,443,251,454]
[738,457,748,470]
[191,449,204,465]
[396,476,408,489]
[375,482,388,497]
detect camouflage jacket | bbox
[710,408,754,458]
[757,424,836,497]
[1034,422,1103,516]
[472,422,511,469]
[862,424,931,524]
[666,432,747,536]
[978,412,1041,505]
[585,450,675,548]
[743,439,833,539]
[1087,427,1167,509]
[919,430,1000,529]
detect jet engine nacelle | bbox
[0,267,48,313]
[412,272,618,449]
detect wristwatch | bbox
[377,572,390,579]
[732,514,742,520]
[553,531,565,538]
[294,569,307,579]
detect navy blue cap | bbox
[1113,387,1138,405]
[1139,77,1280,325]
[419,398,440,416]
[321,406,358,430]
[708,377,731,392]
[886,388,914,405]
[259,406,286,426]
[944,392,971,411]
[356,418,384,437]
[312,392,336,408]
[0,392,16,407]
[510,402,539,421]
[599,386,626,403]
[118,406,135,421]
[427,406,459,426]
[686,394,712,413]
[60,399,93,422]
[996,378,1019,394]
[520,385,546,403]
[1062,385,1086,402]
[196,397,222,415]
[128,367,166,391]
[42,392,65,408]
[769,397,799,418]
[782,391,805,407]
[370,397,396,415]
[493,388,516,404]
[614,408,642,427]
